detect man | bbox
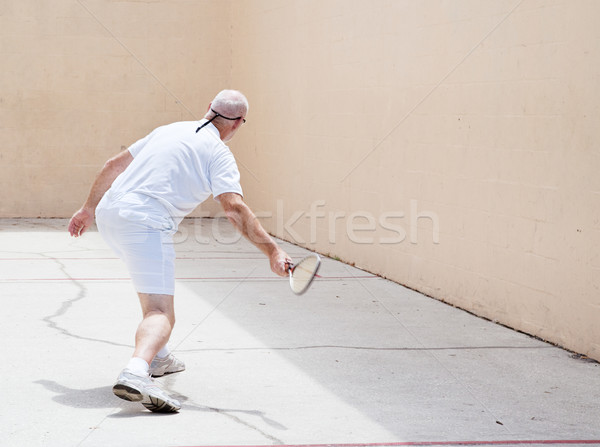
[68,90,291,413]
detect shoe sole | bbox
[113,383,143,402]
[113,382,180,413]
[142,396,180,413]
[149,367,185,378]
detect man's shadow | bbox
[34,379,182,417]
[34,379,288,429]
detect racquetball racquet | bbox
[286,254,321,295]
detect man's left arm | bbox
[68,149,133,237]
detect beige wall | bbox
[2,1,599,360]
[0,0,231,216]
[229,0,600,360]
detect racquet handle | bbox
[285,262,294,273]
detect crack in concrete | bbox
[40,254,132,348]
[189,403,286,444]
[176,344,552,353]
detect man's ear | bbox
[206,102,212,112]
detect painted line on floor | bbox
[0,275,376,282]
[176,440,600,447]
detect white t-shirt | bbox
[105,120,243,226]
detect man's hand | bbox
[270,248,293,277]
[68,207,94,237]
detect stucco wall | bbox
[229,0,600,360]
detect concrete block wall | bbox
[1,0,599,360]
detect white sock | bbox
[126,357,149,376]
[156,344,171,359]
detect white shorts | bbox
[96,192,177,295]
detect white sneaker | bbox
[149,353,186,377]
[112,368,181,413]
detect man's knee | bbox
[144,308,176,327]
[138,293,175,325]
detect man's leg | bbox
[131,292,185,377]
[112,292,181,413]
[133,293,175,365]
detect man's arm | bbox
[218,192,291,277]
[68,149,133,237]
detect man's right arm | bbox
[68,149,133,237]
[218,192,291,277]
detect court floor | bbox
[1,218,599,447]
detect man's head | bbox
[205,90,249,142]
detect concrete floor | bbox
[1,218,599,447]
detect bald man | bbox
[68,90,291,412]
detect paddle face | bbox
[289,254,321,295]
